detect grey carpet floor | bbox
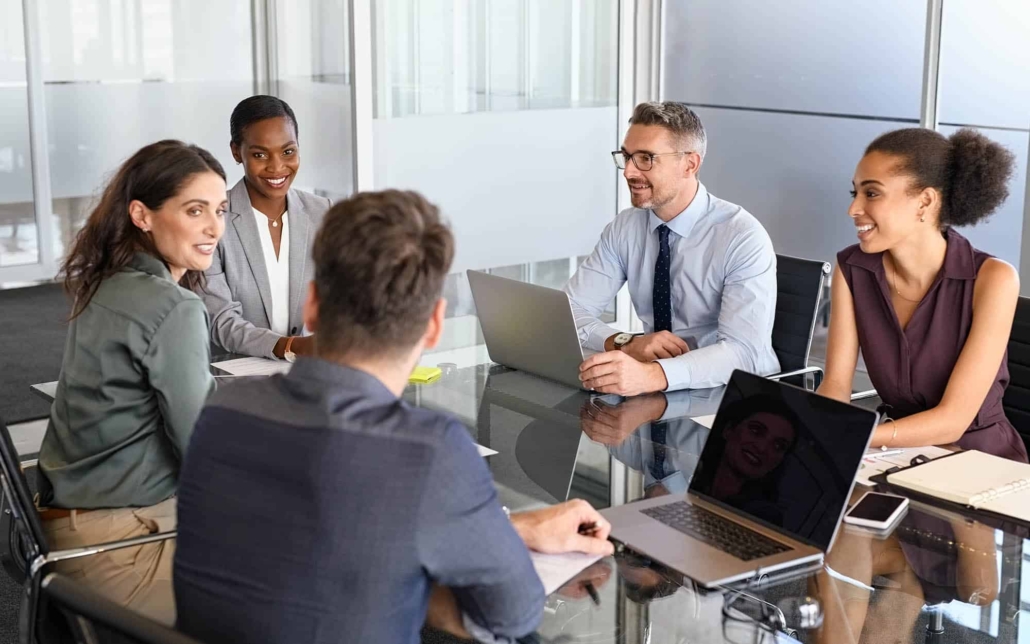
[0,283,69,425]
[0,573,20,644]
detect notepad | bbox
[886,450,1030,521]
[409,366,442,384]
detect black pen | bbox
[584,581,601,606]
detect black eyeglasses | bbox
[611,150,691,171]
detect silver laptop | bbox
[603,370,877,587]
[467,270,587,389]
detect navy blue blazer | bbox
[173,358,544,643]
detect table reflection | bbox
[812,501,1004,643]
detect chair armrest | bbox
[766,366,823,381]
[42,531,177,568]
[850,389,879,402]
[766,366,824,389]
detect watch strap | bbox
[284,336,296,356]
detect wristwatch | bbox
[284,336,297,363]
[613,332,640,349]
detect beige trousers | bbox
[42,497,177,626]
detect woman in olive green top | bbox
[38,140,228,624]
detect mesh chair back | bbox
[1003,297,1030,453]
[773,255,831,376]
[41,573,203,644]
[0,415,48,560]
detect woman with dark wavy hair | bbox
[37,140,228,623]
[819,128,1027,462]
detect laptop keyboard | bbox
[642,501,792,562]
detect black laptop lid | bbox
[688,371,877,551]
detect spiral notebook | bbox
[886,450,1030,522]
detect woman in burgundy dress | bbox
[819,127,1027,463]
[813,127,1020,644]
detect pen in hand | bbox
[578,522,604,605]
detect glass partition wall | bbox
[0,0,41,277]
[9,1,1024,331]
[660,0,1029,392]
[662,0,1029,274]
[2,0,626,369]
[1,0,253,283]
[370,0,621,364]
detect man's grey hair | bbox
[629,102,707,161]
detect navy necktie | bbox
[653,225,672,333]
[649,421,668,481]
[649,225,672,481]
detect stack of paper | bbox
[212,357,292,377]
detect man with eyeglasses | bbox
[565,102,779,395]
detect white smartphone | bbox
[843,492,909,530]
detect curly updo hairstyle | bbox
[865,127,1015,228]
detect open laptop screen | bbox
[688,371,876,551]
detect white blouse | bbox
[252,208,290,336]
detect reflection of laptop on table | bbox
[603,370,878,587]
[467,270,587,390]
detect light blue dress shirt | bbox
[608,387,725,493]
[564,182,780,390]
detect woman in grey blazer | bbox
[202,95,331,359]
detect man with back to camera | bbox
[173,190,614,643]
[567,102,779,395]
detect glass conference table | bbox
[29,361,1030,642]
[407,362,1030,644]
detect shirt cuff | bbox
[261,333,283,360]
[586,324,622,353]
[656,355,693,392]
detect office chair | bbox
[765,254,832,389]
[38,572,202,644]
[1002,296,1030,453]
[0,416,176,644]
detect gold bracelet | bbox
[881,418,898,452]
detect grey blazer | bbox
[202,178,331,358]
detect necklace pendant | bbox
[272,221,278,228]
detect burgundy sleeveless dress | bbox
[838,228,1028,463]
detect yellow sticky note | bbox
[409,366,442,385]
